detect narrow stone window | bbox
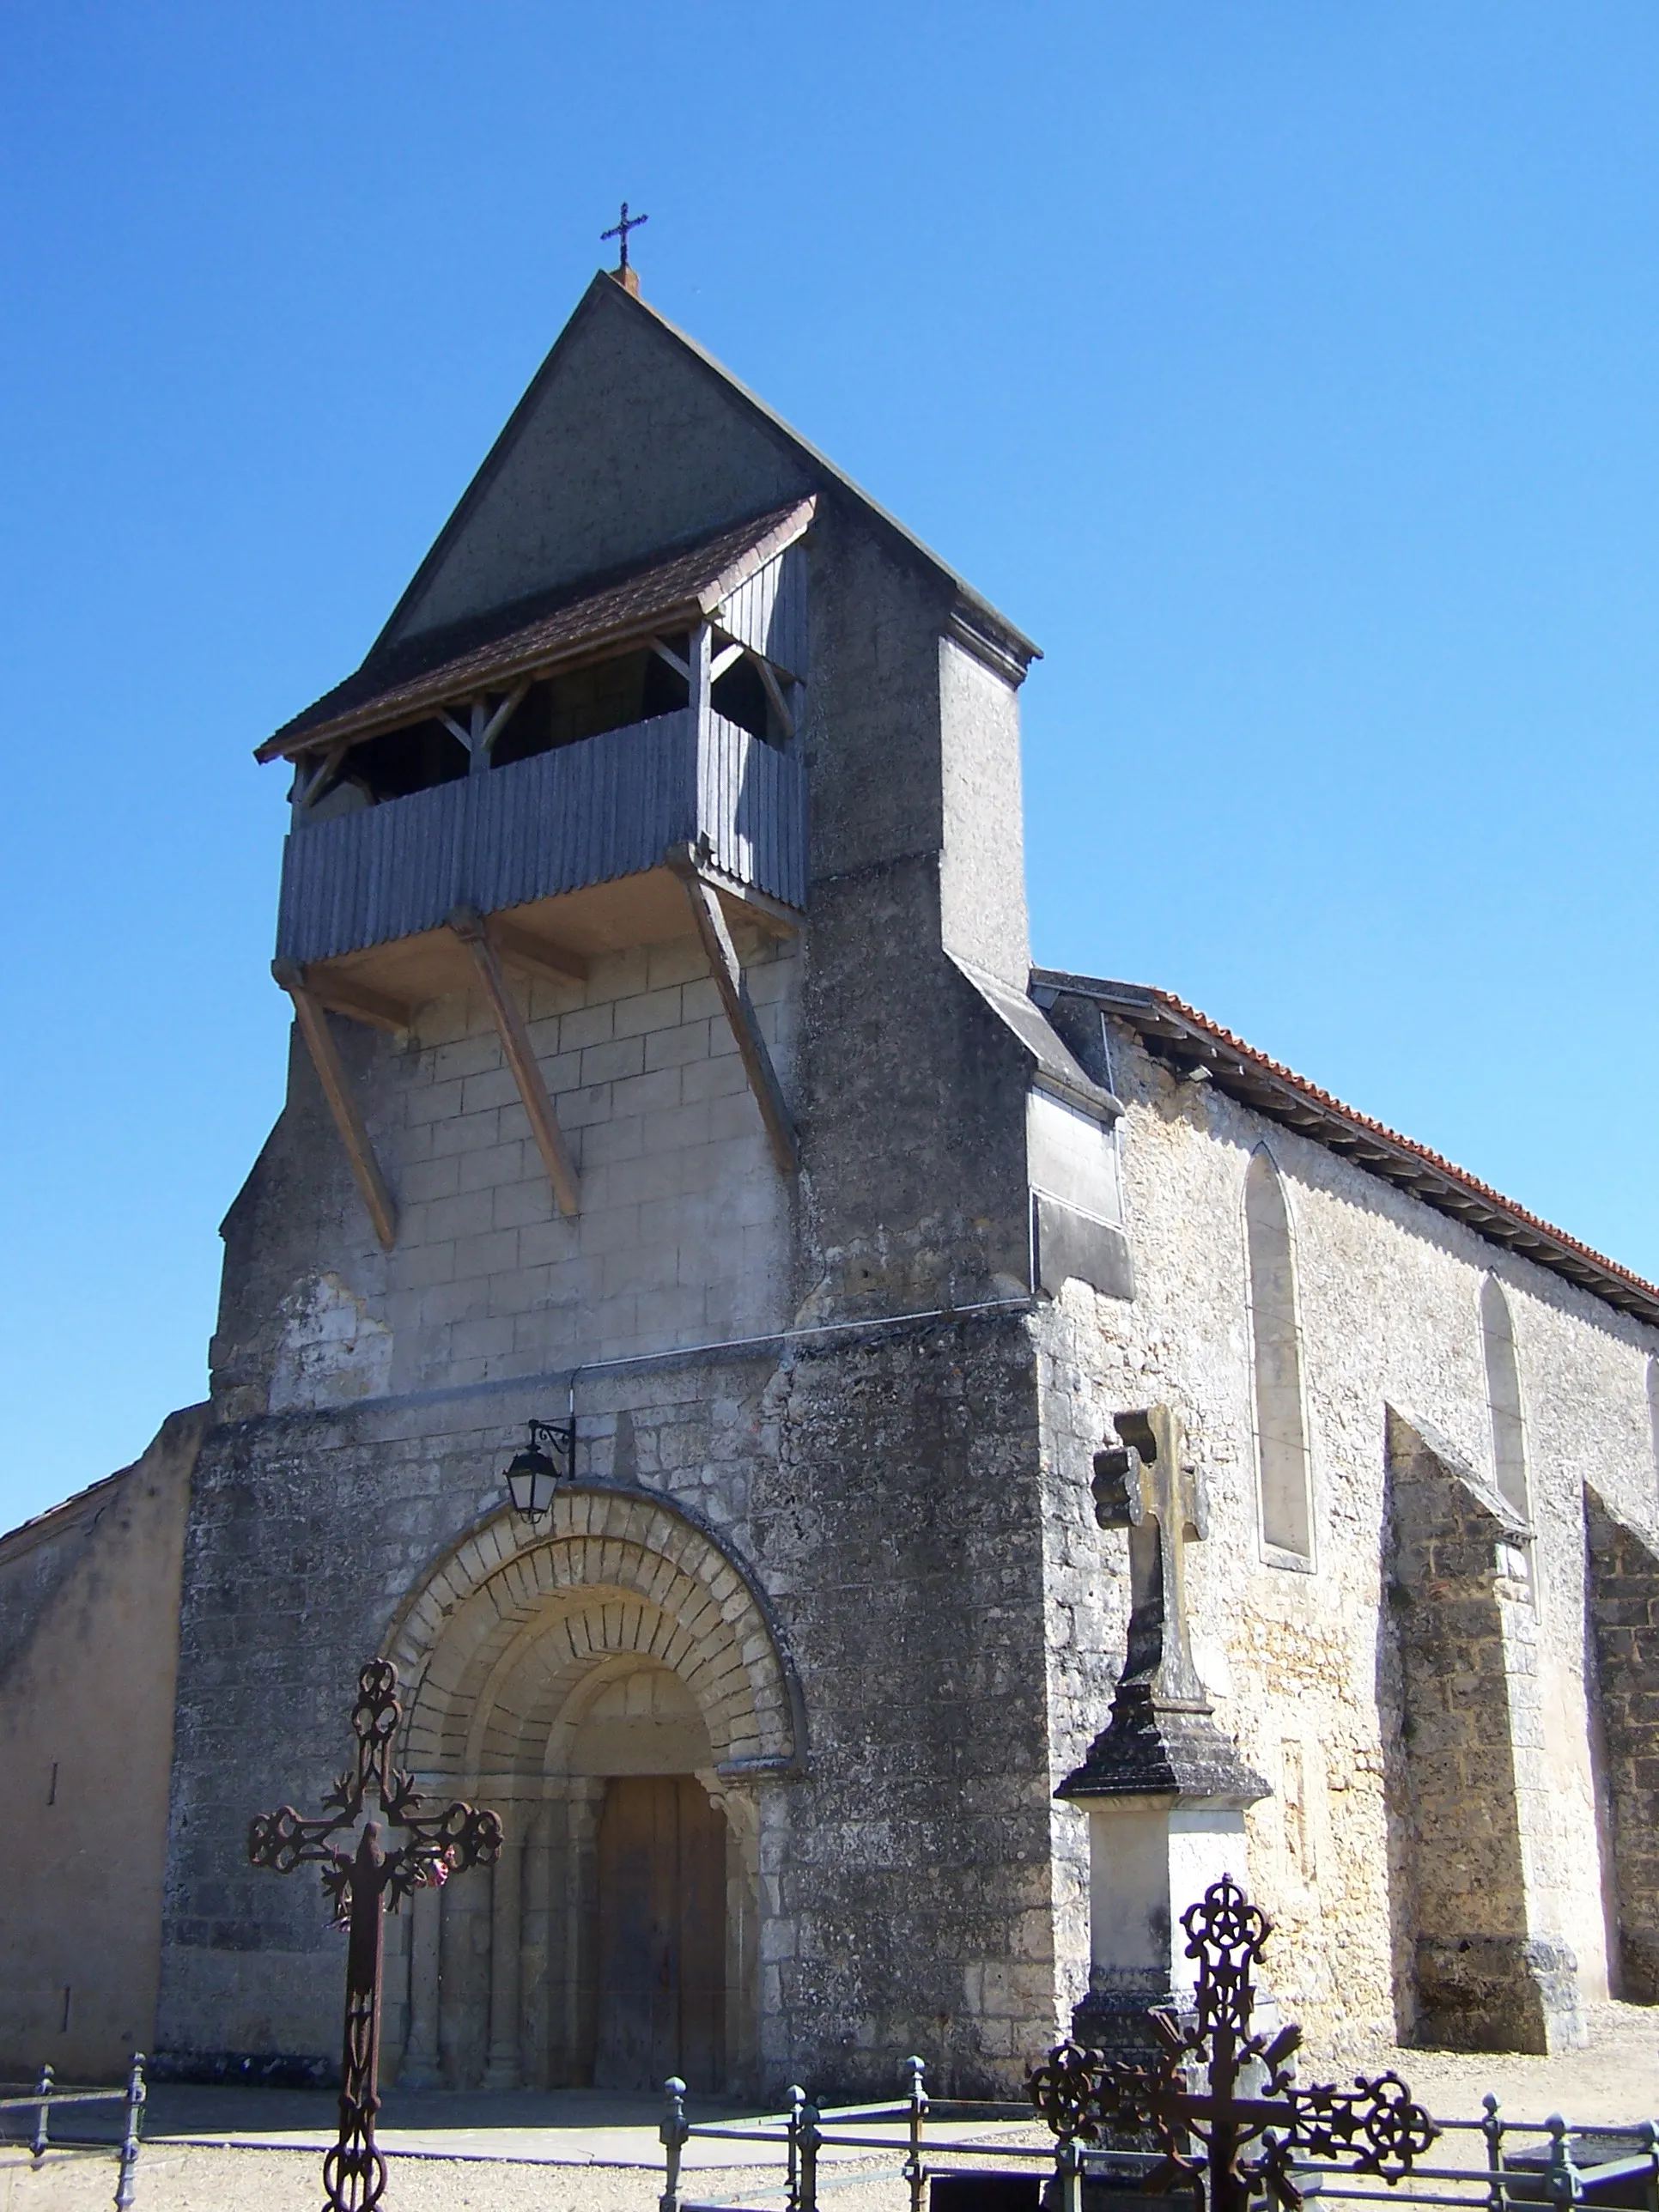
[1647,1355,1659,1507]
[1480,1275,1529,1518]
[1244,1148,1313,1561]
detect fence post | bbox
[798,2098,822,2212]
[1055,2134,1083,2212]
[904,2055,927,2212]
[1638,2119,1658,2212]
[786,2084,806,2212]
[1546,2117,1583,2212]
[659,2075,689,2212]
[31,2063,54,2165]
[1481,2092,1507,2212]
[113,2053,146,2212]
[1637,2106,1659,2212]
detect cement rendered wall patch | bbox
[0,1406,206,2078]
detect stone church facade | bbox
[2,267,1656,2096]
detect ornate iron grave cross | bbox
[602,198,648,272]
[1030,1875,1438,2212]
[250,1660,502,2212]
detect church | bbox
[2,259,1656,2102]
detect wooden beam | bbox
[688,623,713,722]
[272,960,398,1251]
[709,641,746,683]
[298,740,349,809]
[752,656,797,741]
[665,845,799,1176]
[479,680,529,757]
[684,852,800,939]
[487,915,588,988]
[303,975,416,1037]
[446,906,580,1216]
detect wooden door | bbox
[594,1776,726,2092]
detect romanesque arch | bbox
[379,1484,803,2096]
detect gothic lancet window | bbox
[1480,1275,1529,1519]
[1244,1148,1314,1562]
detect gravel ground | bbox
[1307,2001,1659,2132]
[0,2142,908,2211]
[3,2002,1654,2212]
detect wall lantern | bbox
[502,1419,574,1523]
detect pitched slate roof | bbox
[257,498,815,763]
[1032,969,1659,1328]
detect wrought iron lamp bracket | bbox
[526,1416,574,1470]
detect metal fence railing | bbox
[1296,2104,1659,2212]
[661,2057,1059,2210]
[660,2066,1659,2212]
[0,2052,147,2209]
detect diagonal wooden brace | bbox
[665,846,799,1176]
[273,959,398,1251]
[446,906,580,1216]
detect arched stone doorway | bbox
[380,1486,802,2094]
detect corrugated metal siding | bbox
[714,544,807,679]
[276,708,806,964]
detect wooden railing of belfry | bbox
[276,708,807,968]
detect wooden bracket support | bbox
[487,915,589,988]
[665,845,799,1176]
[440,682,530,774]
[447,906,580,1216]
[272,960,399,1251]
[303,975,416,1037]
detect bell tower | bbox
[162,268,1129,2099]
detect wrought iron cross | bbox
[1030,1875,1438,2212]
[1092,1405,1209,1708]
[250,1660,502,2212]
[602,199,648,272]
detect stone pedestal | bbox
[1061,1682,1272,2054]
[1072,1794,1255,2055]
[1061,1405,1273,2051]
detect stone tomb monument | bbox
[1060,1407,1269,2053]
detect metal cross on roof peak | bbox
[602,200,648,273]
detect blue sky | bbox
[3,3,1656,1528]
